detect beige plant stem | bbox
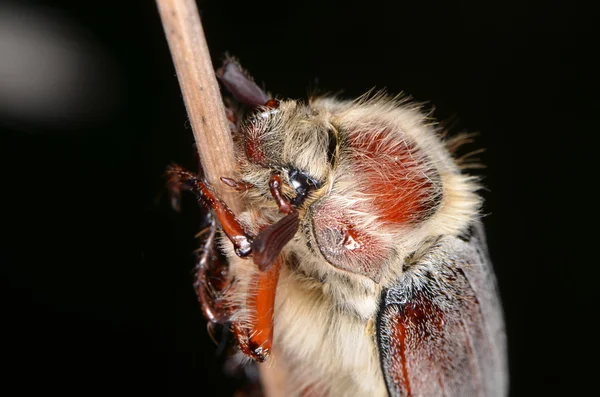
[156,0,241,213]
[155,1,285,396]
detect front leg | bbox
[167,164,253,257]
[232,257,281,362]
[167,166,299,362]
[193,214,232,324]
[236,173,299,361]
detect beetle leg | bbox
[231,257,281,363]
[169,167,298,362]
[220,177,254,192]
[232,173,301,361]
[193,214,232,324]
[167,164,253,258]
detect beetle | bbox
[168,59,508,397]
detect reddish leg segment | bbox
[167,165,253,257]
[168,166,299,362]
[247,257,281,360]
[168,167,236,326]
[232,257,281,362]
[233,173,299,361]
[221,177,254,192]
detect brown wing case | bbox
[377,223,507,397]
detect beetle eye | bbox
[288,168,318,206]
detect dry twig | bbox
[155,1,284,395]
[156,0,241,213]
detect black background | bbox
[1,0,596,396]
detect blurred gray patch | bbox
[0,2,124,131]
